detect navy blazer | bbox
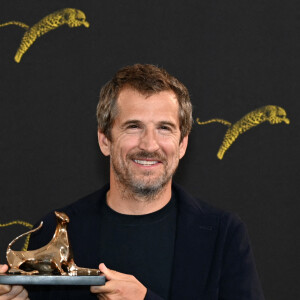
[28,183,264,300]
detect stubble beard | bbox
[111,150,178,200]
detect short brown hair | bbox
[96,64,192,142]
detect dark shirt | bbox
[97,195,177,299]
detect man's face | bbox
[98,88,188,197]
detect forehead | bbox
[115,88,179,124]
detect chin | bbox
[129,178,170,198]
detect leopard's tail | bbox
[0,220,33,251]
[7,221,43,252]
[0,21,29,29]
[196,118,232,127]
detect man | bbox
[0,64,264,299]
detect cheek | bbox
[159,140,181,158]
[114,136,140,156]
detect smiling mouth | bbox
[133,159,160,166]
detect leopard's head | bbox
[54,211,70,224]
[265,105,290,125]
[63,8,90,28]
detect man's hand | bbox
[0,264,29,300]
[90,263,147,300]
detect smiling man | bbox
[0,64,264,300]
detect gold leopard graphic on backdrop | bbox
[0,220,33,251]
[0,8,89,63]
[197,105,290,160]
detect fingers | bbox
[0,284,12,295]
[12,287,29,299]
[0,285,28,299]
[90,277,147,299]
[90,280,117,294]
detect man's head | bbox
[97,64,192,198]
[96,64,192,143]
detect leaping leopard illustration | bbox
[0,8,89,63]
[197,105,290,159]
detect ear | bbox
[97,130,111,156]
[179,135,188,159]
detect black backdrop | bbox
[0,1,298,299]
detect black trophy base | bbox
[0,274,106,285]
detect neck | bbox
[107,174,172,215]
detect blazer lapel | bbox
[170,184,220,300]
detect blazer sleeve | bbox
[219,216,265,300]
[145,289,165,300]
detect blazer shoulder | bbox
[28,184,109,250]
[173,182,244,228]
[59,184,109,216]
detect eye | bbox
[159,125,171,131]
[128,124,139,129]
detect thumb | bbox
[98,263,112,279]
[0,264,8,274]
[99,263,124,281]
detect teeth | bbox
[134,160,158,165]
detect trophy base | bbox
[0,274,106,285]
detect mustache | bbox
[128,151,166,162]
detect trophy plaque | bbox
[0,211,105,285]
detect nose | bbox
[138,128,160,152]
